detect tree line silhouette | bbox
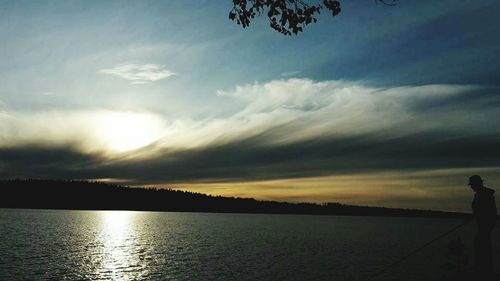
[0,179,464,218]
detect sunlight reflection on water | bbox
[94,211,145,280]
[2,209,498,281]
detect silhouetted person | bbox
[468,175,497,278]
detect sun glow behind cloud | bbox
[0,109,166,154]
[95,112,164,153]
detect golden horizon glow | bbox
[163,167,500,213]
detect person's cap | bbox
[468,175,482,185]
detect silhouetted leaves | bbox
[229,0,397,35]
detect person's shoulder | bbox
[483,187,495,195]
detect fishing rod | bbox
[365,219,470,281]
[366,215,500,281]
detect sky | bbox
[1,0,500,212]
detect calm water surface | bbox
[0,209,497,281]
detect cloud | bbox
[98,63,176,84]
[181,79,495,149]
[1,79,499,187]
[0,145,100,179]
[0,110,166,155]
[280,71,301,77]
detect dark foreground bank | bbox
[0,179,465,218]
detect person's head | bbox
[468,175,484,191]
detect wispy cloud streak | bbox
[98,64,176,84]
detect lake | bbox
[0,209,498,281]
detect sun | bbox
[96,112,163,152]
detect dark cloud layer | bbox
[2,129,500,185]
[0,146,100,179]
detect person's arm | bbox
[462,213,474,225]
